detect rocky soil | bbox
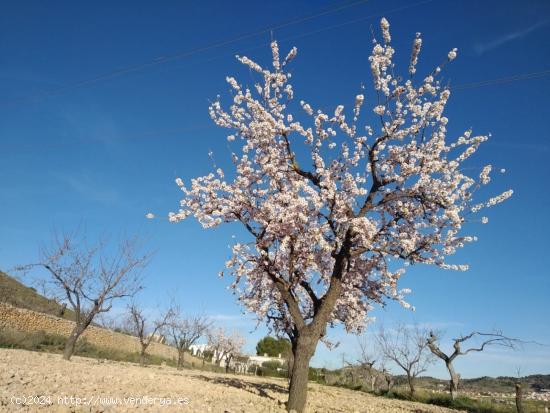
[0,349,459,412]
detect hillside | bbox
[0,348,460,412]
[318,364,550,395]
[0,270,76,321]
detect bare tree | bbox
[427,330,519,400]
[170,312,212,370]
[356,336,379,391]
[19,232,148,360]
[378,360,394,393]
[128,302,174,366]
[515,366,524,413]
[376,324,434,396]
[95,312,132,334]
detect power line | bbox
[3,66,549,154]
[0,0,371,107]
[0,0,443,109]
[4,0,547,110]
[453,69,550,91]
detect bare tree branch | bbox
[427,329,521,399]
[170,308,212,370]
[376,323,434,395]
[128,301,175,366]
[17,231,150,360]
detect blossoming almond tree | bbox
[169,18,511,412]
[207,327,245,373]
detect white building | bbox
[247,353,285,367]
[188,343,209,357]
[187,345,286,373]
[188,344,231,367]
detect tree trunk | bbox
[140,347,147,366]
[446,361,459,400]
[406,372,416,396]
[287,353,294,384]
[225,355,232,374]
[58,303,67,318]
[63,325,83,360]
[515,383,524,413]
[287,336,316,413]
[386,376,393,393]
[177,349,185,370]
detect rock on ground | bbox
[0,349,459,412]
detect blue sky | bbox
[1,0,549,378]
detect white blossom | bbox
[380,17,391,44]
[169,19,511,339]
[373,105,385,115]
[486,190,513,207]
[480,165,492,185]
[448,48,458,61]
[409,33,422,74]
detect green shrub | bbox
[262,360,283,370]
[0,328,66,351]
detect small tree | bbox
[515,367,524,413]
[256,336,291,357]
[19,232,147,360]
[379,360,394,393]
[257,335,293,380]
[208,327,245,373]
[427,330,519,399]
[376,324,433,396]
[170,312,211,370]
[356,336,378,391]
[96,313,134,335]
[127,302,174,366]
[168,17,511,411]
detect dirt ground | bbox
[0,349,460,412]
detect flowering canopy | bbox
[170,18,511,339]
[208,327,245,361]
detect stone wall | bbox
[0,302,177,359]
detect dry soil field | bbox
[0,349,460,413]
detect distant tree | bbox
[127,302,174,366]
[256,336,294,382]
[95,313,133,334]
[515,366,524,413]
[170,312,211,370]
[261,360,285,376]
[427,330,519,400]
[208,327,245,373]
[376,324,434,396]
[168,16,512,412]
[256,336,291,357]
[19,232,148,360]
[355,336,379,391]
[378,360,394,393]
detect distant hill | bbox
[412,374,550,393]
[0,270,76,321]
[317,364,550,394]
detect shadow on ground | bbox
[195,375,287,401]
